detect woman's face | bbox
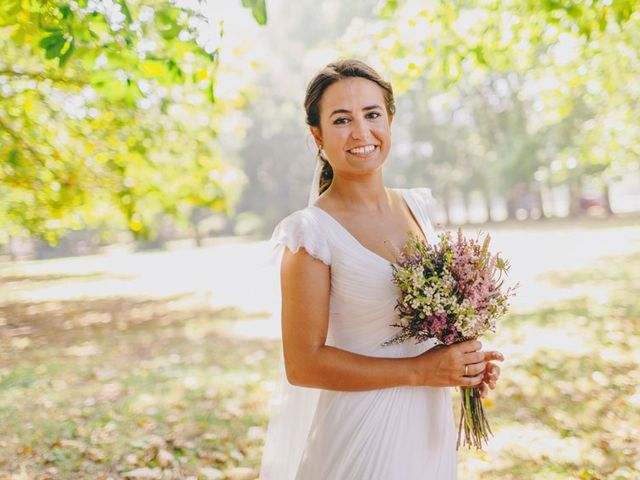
[311,77,393,180]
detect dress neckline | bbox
[308,188,430,264]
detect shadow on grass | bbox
[540,251,640,287]
[0,271,138,285]
[0,294,252,340]
[0,293,278,479]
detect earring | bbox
[317,145,324,159]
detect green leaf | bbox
[41,33,66,60]
[0,0,21,19]
[241,0,267,25]
[140,60,167,77]
[156,8,182,40]
[117,0,133,24]
[59,39,75,66]
[39,32,63,49]
[7,149,19,168]
[59,5,72,20]
[167,59,185,83]
[208,78,216,104]
[379,0,399,19]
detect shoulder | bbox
[272,208,324,238]
[271,208,331,266]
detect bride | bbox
[260,58,504,479]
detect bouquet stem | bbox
[456,386,493,450]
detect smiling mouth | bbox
[347,145,378,156]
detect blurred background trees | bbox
[0,0,266,251]
[345,0,639,223]
[1,0,639,259]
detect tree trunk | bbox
[462,189,472,224]
[544,180,556,218]
[534,187,547,219]
[505,189,517,220]
[193,223,202,248]
[189,207,206,247]
[603,183,614,216]
[7,235,16,262]
[479,185,493,222]
[568,177,583,217]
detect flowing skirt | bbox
[294,385,457,479]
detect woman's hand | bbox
[411,339,502,388]
[479,358,503,399]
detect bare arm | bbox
[280,246,501,391]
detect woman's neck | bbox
[322,175,391,214]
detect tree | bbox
[338,0,639,219]
[0,0,266,245]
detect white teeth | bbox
[349,145,376,155]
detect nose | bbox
[351,117,368,140]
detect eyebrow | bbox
[329,104,383,117]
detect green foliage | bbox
[377,0,399,19]
[353,1,640,218]
[0,1,264,245]
[242,0,268,25]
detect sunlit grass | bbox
[457,247,640,479]
[0,221,639,479]
[0,293,278,479]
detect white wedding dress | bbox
[260,187,457,480]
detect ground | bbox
[1,217,639,479]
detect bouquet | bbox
[382,228,518,450]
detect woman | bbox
[260,59,503,479]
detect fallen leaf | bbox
[86,448,106,462]
[223,467,255,480]
[145,435,166,449]
[246,426,264,442]
[57,439,86,451]
[156,448,175,467]
[122,467,162,479]
[171,438,195,450]
[229,449,244,462]
[199,467,224,480]
[197,450,228,464]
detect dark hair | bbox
[304,59,396,195]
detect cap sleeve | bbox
[408,187,440,246]
[413,187,436,207]
[270,209,331,266]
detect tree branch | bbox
[0,69,89,86]
[0,114,47,168]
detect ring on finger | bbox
[464,364,469,376]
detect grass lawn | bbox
[1,219,639,479]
